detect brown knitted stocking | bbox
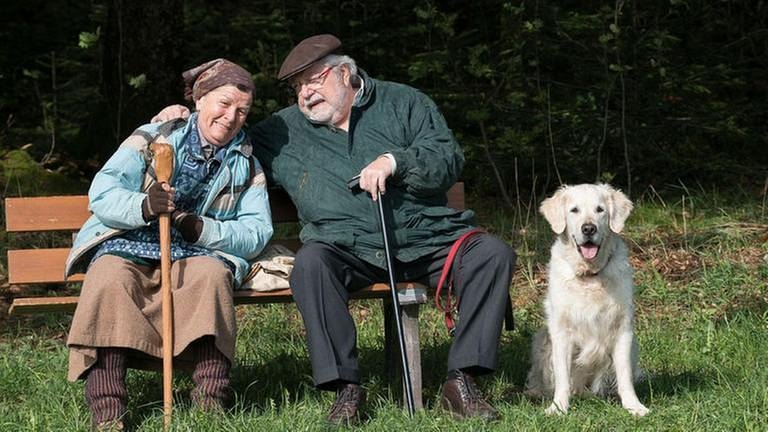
[191,336,232,410]
[85,348,128,425]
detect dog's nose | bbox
[581,223,597,237]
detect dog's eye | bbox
[570,207,579,213]
[596,206,604,213]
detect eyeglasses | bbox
[290,66,335,93]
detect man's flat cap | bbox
[277,34,342,81]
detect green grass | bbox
[1,188,767,431]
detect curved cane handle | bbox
[151,142,174,184]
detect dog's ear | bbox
[540,187,567,234]
[607,186,633,233]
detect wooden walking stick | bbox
[150,141,174,429]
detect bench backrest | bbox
[5,184,465,286]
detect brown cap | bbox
[277,34,342,81]
[182,58,254,102]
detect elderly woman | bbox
[65,59,272,429]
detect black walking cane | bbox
[348,176,416,417]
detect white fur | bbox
[525,183,649,416]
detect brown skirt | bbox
[66,254,236,381]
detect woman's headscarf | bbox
[182,58,254,102]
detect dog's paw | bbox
[624,402,649,417]
[545,402,568,415]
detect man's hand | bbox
[358,156,394,201]
[142,182,176,222]
[151,105,191,123]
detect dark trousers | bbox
[289,233,516,390]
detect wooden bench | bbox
[4,183,465,409]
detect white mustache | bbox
[304,94,325,107]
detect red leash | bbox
[434,228,485,335]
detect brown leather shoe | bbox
[441,370,500,421]
[327,383,366,426]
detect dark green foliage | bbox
[0,1,766,199]
[1,149,87,197]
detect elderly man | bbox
[154,35,516,425]
[68,59,273,429]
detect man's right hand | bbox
[151,105,191,123]
[358,156,395,201]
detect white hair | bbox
[320,54,361,86]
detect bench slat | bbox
[8,282,425,315]
[6,243,299,286]
[3,191,301,233]
[8,248,83,284]
[4,184,464,233]
[5,196,91,232]
[8,297,81,314]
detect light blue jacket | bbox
[65,116,274,287]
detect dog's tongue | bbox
[580,244,599,259]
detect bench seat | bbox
[4,184,465,409]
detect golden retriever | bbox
[525,183,649,416]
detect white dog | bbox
[525,183,649,416]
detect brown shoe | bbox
[327,383,366,426]
[441,370,500,421]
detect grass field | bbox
[1,187,766,431]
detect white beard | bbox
[300,80,352,126]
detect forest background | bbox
[1,2,767,429]
[0,0,766,202]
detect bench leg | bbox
[383,299,423,410]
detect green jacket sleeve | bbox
[388,90,464,197]
[248,115,290,188]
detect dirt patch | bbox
[723,246,768,267]
[511,262,546,309]
[631,247,705,281]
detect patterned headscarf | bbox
[182,58,254,102]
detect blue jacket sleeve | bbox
[87,139,152,230]
[196,168,274,261]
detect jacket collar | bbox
[353,68,375,109]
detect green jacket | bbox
[250,70,475,268]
